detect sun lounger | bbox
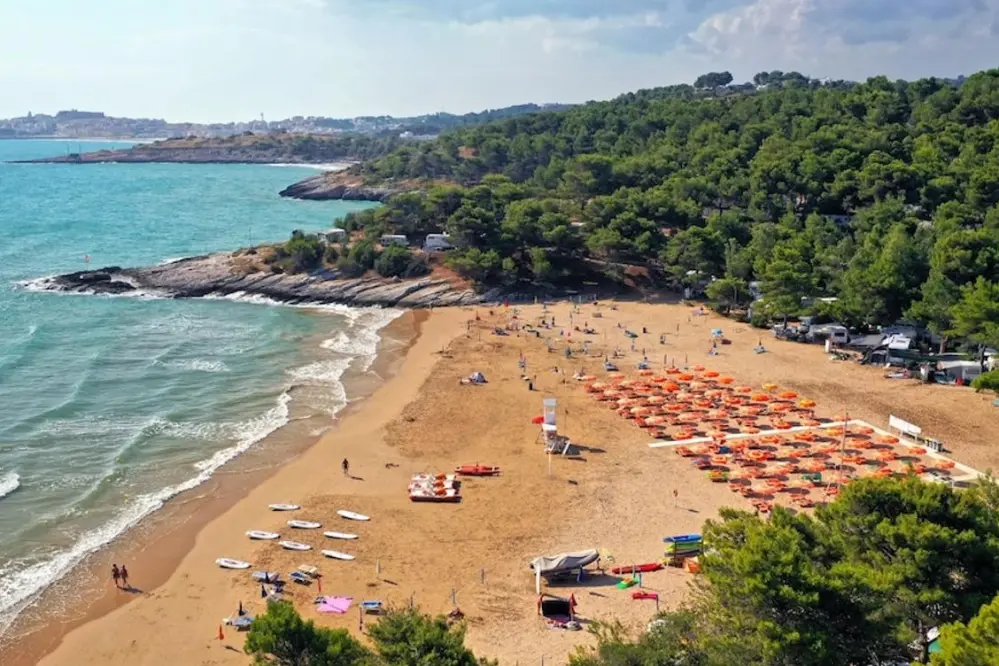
[297,564,319,577]
[252,571,280,583]
[225,615,253,630]
[360,600,383,614]
[289,572,311,585]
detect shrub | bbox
[283,230,324,272]
[367,607,489,666]
[375,246,414,278]
[336,256,366,277]
[244,603,492,666]
[404,255,431,278]
[447,248,502,284]
[972,369,999,393]
[324,244,340,264]
[348,239,379,270]
[244,601,370,666]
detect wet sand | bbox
[22,301,999,666]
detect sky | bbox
[2,0,999,122]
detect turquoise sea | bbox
[0,140,389,636]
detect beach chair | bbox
[297,564,319,578]
[289,572,311,585]
[361,600,383,615]
[225,615,253,630]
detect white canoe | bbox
[287,520,321,529]
[337,510,370,521]
[246,530,280,540]
[216,558,251,569]
[321,549,355,561]
[279,541,312,551]
[323,531,358,540]
[269,503,300,511]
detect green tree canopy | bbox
[308,66,999,338]
[367,607,489,666]
[931,594,999,665]
[245,601,371,666]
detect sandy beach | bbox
[16,300,999,666]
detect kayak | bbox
[663,533,701,543]
[268,503,300,511]
[246,530,280,540]
[287,520,321,529]
[323,531,358,540]
[322,549,355,561]
[337,510,369,521]
[610,563,663,574]
[216,558,251,570]
[632,591,659,601]
[454,464,501,477]
[279,541,312,551]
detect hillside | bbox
[0,102,572,140]
[300,69,999,353]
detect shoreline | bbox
[0,308,425,666]
[23,253,490,308]
[8,300,997,666]
[28,304,465,666]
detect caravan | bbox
[423,233,454,251]
[379,234,409,247]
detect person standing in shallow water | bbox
[111,564,120,589]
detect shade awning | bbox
[529,549,600,574]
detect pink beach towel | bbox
[317,596,353,614]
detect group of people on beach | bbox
[110,563,131,590]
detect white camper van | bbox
[423,233,454,251]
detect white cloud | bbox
[3,0,999,121]
[687,0,999,80]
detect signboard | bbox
[889,415,921,438]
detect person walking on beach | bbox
[111,564,121,589]
[120,565,129,590]
[342,458,349,476]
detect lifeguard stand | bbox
[543,398,557,427]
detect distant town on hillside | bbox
[3,70,970,142]
[0,103,572,140]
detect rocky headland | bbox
[10,145,357,166]
[7,134,368,166]
[27,253,490,308]
[277,171,411,202]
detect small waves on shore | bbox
[0,299,400,640]
[0,139,398,644]
[0,473,20,500]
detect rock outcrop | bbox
[277,173,403,202]
[10,147,357,165]
[28,254,489,308]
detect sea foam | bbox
[0,472,20,501]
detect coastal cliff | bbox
[28,253,489,308]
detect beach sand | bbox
[21,300,999,666]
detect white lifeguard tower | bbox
[540,397,571,455]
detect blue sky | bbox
[2,0,998,122]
